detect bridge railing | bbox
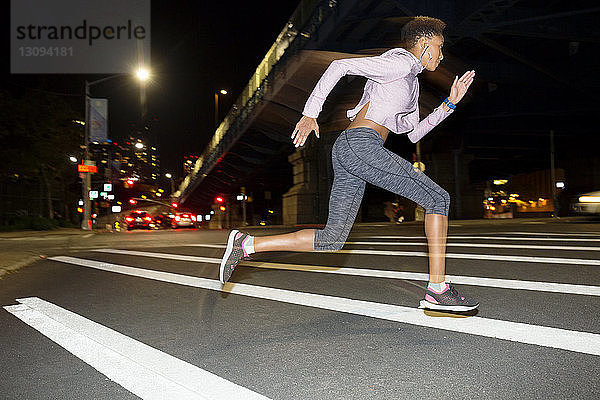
[176,0,338,203]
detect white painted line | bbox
[186,241,600,251]
[340,248,600,266]
[3,297,270,400]
[90,249,600,297]
[501,232,600,237]
[346,241,600,251]
[358,235,600,242]
[47,256,600,356]
[181,243,600,266]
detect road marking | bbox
[47,256,600,356]
[501,232,600,237]
[346,242,600,251]
[186,241,600,251]
[182,243,600,266]
[358,235,600,242]
[90,249,600,296]
[3,297,271,400]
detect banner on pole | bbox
[89,98,108,143]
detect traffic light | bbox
[219,205,226,212]
[129,199,137,205]
[215,196,224,203]
[76,207,83,213]
[171,202,179,208]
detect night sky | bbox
[2,1,298,177]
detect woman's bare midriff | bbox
[346,102,390,142]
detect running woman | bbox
[219,16,478,312]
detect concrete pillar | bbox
[282,133,337,225]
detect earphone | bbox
[420,43,433,68]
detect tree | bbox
[0,89,82,221]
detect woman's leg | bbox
[254,229,315,252]
[254,139,366,253]
[333,129,477,309]
[425,213,448,283]
[334,130,450,280]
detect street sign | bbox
[104,183,113,192]
[78,164,98,173]
[89,191,99,200]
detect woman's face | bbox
[418,35,444,71]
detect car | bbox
[571,191,600,215]
[171,212,197,229]
[124,210,153,230]
[153,212,175,229]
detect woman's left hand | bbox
[449,70,475,104]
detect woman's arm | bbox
[407,70,475,143]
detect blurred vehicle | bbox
[571,191,600,215]
[171,212,197,228]
[124,210,152,230]
[153,212,175,229]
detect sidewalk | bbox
[0,228,99,279]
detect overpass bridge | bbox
[174,0,599,224]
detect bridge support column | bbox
[282,133,337,225]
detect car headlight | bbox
[579,196,600,203]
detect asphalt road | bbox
[1,219,599,399]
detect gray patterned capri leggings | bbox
[314,127,450,251]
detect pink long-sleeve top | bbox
[302,47,453,143]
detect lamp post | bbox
[165,173,175,195]
[214,89,228,129]
[81,69,150,230]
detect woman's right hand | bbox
[291,115,320,148]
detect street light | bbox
[136,68,150,82]
[69,156,78,163]
[81,68,151,230]
[214,89,228,129]
[165,173,175,194]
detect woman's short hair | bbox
[401,16,446,48]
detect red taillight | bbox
[125,217,134,222]
[144,217,152,222]
[191,215,196,221]
[175,216,181,221]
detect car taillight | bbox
[191,215,196,221]
[144,217,152,222]
[125,217,134,222]
[175,216,181,221]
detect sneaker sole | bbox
[219,229,239,284]
[418,300,479,312]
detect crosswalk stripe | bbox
[346,242,600,251]
[184,241,600,251]
[3,297,271,400]
[501,232,600,237]
[47,256,600,356]
[359,235,600,242]
[91,249,600,297]
[339,248,600,265]
[182,243,600,266]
